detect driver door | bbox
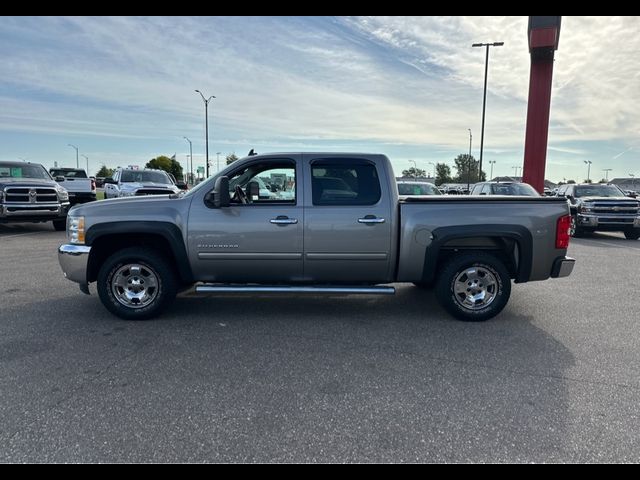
[187,156,303,283]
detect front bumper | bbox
[577,213,640,229]
[0,202,69,222]
[58,244,91,285]
[551,256,575,278]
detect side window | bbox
[311,159,381,206]
[227,160,296,205]
[482,184,492,195]
[470,184,480,195]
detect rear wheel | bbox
[435,252,511,322]
[97,247,177,320]
[624,228,640,240]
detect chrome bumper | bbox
[1,202,69,217]
[551,256,575,278]
[58,244,91,285]
[577,213,640,227]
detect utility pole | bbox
[183,137,193,185]
[81,154,89,174]
[467,129,472,192]
[472,41,504,182]
[195,90,215,178]
[68,144,79,168]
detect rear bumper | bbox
[58,244,91,284]
[551,256,575,278]
[68,192,96,204]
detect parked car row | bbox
[1,160,193,230]
[398,179,640,240]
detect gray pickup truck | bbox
[1,161,70,230]
[58,153,574,322]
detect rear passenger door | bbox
[303,156,392,283]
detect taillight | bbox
[556,215,571,249]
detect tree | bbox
[567,180,576,184]
[401,167,427,178]
[598,178,608,183]
[95,165,114,178]
[434,163,453,186]
[146,155,184,180]
[226,153,239,165]
[453,154,485,184]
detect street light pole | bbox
[409,160,417,179]
[584,160,592,183]
[467,129,472,192]
[68,144,79,168]
[472,41,504,183]
[630,173,636,192]
[81,154,89,174]
[183,137,193,185]
[488,160,496,180]
[195,90,215,178]
[428,162,436,180]
[603,168,612,182]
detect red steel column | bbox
[522,17,561,194]
[522,56,554,193]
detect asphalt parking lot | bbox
[1,222,639,462]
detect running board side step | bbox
[195,285,396,295]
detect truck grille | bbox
[135,189,171,196]
[591,201,639,215]
[4,187,58,203]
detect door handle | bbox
[270,216,298,225]
[358,216,385,224]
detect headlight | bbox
[67,215,85,244]
[56,186,69,202]
[579,203,593,213]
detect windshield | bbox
[491,183,539,196]
[575,185,624,198]
[50,169,87,178]
[0,164,51,180]
[121,170,172,184]
[398,182,441,195]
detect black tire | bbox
[624,229,640,240]
[52,219,66,231]
[413,281,433,289]
[435,252,511,322]
[97,247,177,320]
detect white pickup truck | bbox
[49,168,96,205]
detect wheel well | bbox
[87,233,182,283]
[435,236,519,279]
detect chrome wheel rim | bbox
[453,266,498,311]
[111,263,159,309]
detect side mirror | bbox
[55,176,65,182]
[104,177,115,184]
[205,176,230,208]
[175,181,188,190]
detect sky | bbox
[0,16,639,182]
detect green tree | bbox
[567,180,576,184]
[453,154,485,184]
[434,163,453,186]
[95,165,114,178]
[146,155,184,180]
[401,167,427,178]
[226,153,239,165]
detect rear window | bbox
[311,159,381,206]
[50,169,87,178]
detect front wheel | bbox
[52,219,66,231]
[570,214,585,237]
[97,247,177,320]
[624,228,640,240]
[435,252,511,322]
